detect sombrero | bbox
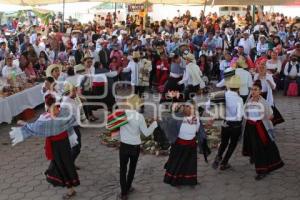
[225,75,241,89]
[126,95,142,110]
[46,64,62,78]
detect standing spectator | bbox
[0,42,8,61]
[256,35,269,57]
[238,32,255,56]
[283,55,300,95]
[214,30,223,49]
[99,41,111,69]
[192,29,206,60]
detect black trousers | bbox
[217,122,242,165]
[184,85,199,101]
[119,143,140,196]
[134,86,145,98]
[71,126,81,163]
[241,95,249,103]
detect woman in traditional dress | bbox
[9,94,80,199]
[61,83,87,169]
[156,50,170,93]
[160,101,209,186]
[266,50,282,88]
[243,80,284,180]
[44,64,66,96]
[160,54,185,103]
[254,59,284,126]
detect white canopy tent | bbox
[1,0,300,6]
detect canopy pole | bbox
[143,0,148,30]
[114,3,117,23]
[252,5,255,26]
[202,0,207,28]
[62,0,65,32]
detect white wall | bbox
[150,4,219,21]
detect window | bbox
[220,7,229,11]
[231,7,240,11]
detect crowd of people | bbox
[3,8,299,200]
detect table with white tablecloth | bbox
[0,84,44,124]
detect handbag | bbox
[287,82,298,97]
[106,110,128,131]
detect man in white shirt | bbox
[118,95,157,200]
[71,33,78,55]
[2,54,23,78]
[122,51,147,97]
[32,40,42,57]
[29,31,37,45]
[238,32,255,56]
[178,53,205,101]
[214,30,223,49]
[256,35,269,56]
[283,55,300,95]
[212,75,244,171]
[235,65,253,102]
[219,53,232,79]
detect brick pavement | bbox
[0,94,299,200]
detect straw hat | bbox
[63,82,75,95]
[259,34,266,40]
[46,64,62,78]
[126,95,142,110]
[225,75,241,89]
[183,53,195,62]
[74,64,85,74]
[132,51,141,59]
[173,32,181,39]
[82,53,94,62]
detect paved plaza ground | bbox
[0,93,300,200]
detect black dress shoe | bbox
[117,194,128,200]
[128,187,135,193]
[212,156,221,170]
[255,174,267,181]
[220,164,231,171]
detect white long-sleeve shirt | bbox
[238,38,255,55]
[284,62,300,77]
[216,68,253,96]
[1,64,23,78]
[178,62,205,88]
[120,110,158,145]
[225,90,244,121]
[256,42,269,56]
[123,60,143,86]
[266,59,282,73]
[235,68,253,96]
[178,116,200,140]
[254,73,276,106]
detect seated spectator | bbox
[256,35,269,57]
[283,55,300,95]
[2,54,22,78]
